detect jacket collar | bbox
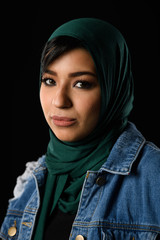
[34,122,145,177]
[100,122,146,175]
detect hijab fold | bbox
[33,18,134,240]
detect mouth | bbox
[51,115,77,127]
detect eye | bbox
[74,80,93,89]
[41,78,56,86]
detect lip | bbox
[51,115,77,127]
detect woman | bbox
[1,18,160,240]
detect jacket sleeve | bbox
[0,157,45,240]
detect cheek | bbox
[40,87,51,116]
[77,91,101,125]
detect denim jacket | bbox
[1,122,160,240]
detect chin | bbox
[55,134,80,142]
[53,130,84,142]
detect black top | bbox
[44,207,76,239]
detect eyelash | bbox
[41,78,94,89]
[41,78,56,86]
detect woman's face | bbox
[40,48,101,142]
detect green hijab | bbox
[33,18,134,239]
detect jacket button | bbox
[75,235,84,240]
[96,176,106,186]
[8,226,17,237]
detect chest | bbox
[1,170,160,240]
[70,171,160,239]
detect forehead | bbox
[46,48,96,74]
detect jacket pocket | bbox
[0,215,22,240]
[101,229,159,240]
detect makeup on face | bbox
[51,116,77,127]
[40,48,101,142]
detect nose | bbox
[52,87,72,108]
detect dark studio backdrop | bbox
[2,1,159,225]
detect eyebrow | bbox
[44,69,97,78]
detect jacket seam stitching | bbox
[73,222,160,233]
[101,138,146,175]
[128,138,146,172]
[73,221,160,229]
[146,141,160,151]
[86,186,103,238]
[7,209,23,213]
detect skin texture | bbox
[40,48,101,142]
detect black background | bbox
[1,1,159,225]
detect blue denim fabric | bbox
[1,122,160,239]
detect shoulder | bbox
[141,140,160,163]
[140,140,160,174]
[13,155,46,199]
[127,122,160,169]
